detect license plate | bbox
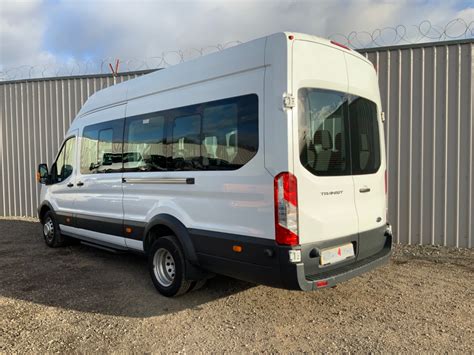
[320,243,354,266]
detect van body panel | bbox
[344,54,387,233]
[263,33,292,176]
[122,68,275,240]
[72,104,127,247]
[41,131,79,222]
[291,39,359,244]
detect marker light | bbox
[274,172,299,246]
[232,245,242,253]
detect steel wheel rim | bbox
[43,217,54,242]
[153,248,176,287]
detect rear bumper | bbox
[191,224,392,291]
[295,232,392,290]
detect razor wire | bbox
[328,18,473,49]
[0,41,242,81]
[1,18,473,81]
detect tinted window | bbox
[348,97,380,174]
[172,114,202,170]
[80,119,124,174]
[79,94,259,174]
[52,136,76,183]
[165,94,257,171]
[298,88,380,176]
[202,103,238,169]
[124,115,166,172]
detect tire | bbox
[41,211,66,248]
[148,236,193,297]
[190,279,207,292]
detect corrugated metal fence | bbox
[0,71,151,219]
[363,39,473,248]
[0,40,473,248]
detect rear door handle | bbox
[359,187,371,193]
[76,181,84,187]
[67,183,74,188]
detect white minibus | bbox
[37,32,392,297]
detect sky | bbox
[0,0,473,79]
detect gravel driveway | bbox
[0,218,472,353]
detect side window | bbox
[124,115,166,171]
[80,119,124,174]
[52,136,76,183]
[202,103,238,169]
[233,94,259,167]
[122,94,259,173]
[97,128,114,173]
[171,114,201,170]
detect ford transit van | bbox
[37,33,392,297]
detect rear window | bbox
[298,88,380,176]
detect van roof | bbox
[75,32,370,119]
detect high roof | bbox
[75,32,370,119]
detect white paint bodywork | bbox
[40,32,385,249]
[291,38,386,243]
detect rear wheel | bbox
[148,236,193,297]
[42,211,66,248]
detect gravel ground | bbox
[0,218,473,353]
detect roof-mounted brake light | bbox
[330,40,351,51]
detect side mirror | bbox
[37,164,49,184]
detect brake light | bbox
[274,172,299,246]
[330,40,351,51]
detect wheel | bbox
[190,279,207,291]
[148,236,193,297]
[42,211,66,247]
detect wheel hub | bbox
[153,248,176,287]
[43,218,54,241]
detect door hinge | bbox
[283,93,296,109]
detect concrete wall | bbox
[1,40,473,247]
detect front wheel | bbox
[42,211,66,247]
[148,236,193,297]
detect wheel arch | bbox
[38,201,55,223]
[144,214,198,265]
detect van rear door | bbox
[292,40,359,244]
[344,54,387,257]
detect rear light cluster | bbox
[274,172,299,246]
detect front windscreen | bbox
[298,88,381,176]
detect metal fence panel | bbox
[0,72,146,219]
[361,40,473,248]
[0,41,473,247]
